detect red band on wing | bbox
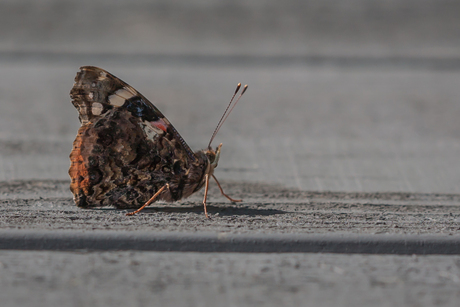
[151,119,168,132]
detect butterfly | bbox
[69,66,247,218]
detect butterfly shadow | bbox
[126,204,287,217]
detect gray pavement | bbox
[1,179,460,235]
[1,1,460,306]
[1,251,460,307]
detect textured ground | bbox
[1,251,460,307]
[1,180,460,235]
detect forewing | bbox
[70,66,195,160]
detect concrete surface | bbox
[1,0,460,306]
[1,251,460,307]
[1,179,460,235]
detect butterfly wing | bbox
[69,66,206,209]
[70,66,195,159]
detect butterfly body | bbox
[69,66,240,216]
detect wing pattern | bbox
[69,66,208,209]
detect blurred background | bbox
[1,0,460,193]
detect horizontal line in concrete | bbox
[0,230,459,255]
[2,51,460,70]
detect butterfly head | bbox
[205,143,222,170]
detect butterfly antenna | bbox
[208,83,248,148]
[208,83,241,147]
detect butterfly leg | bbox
[212,174,242,202]
[126,183,169,216]
[202,174,210,218]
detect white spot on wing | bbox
[108,94,125,106]
[92,102,103,116]
[97,71,107,80]
[115,88,135,100]
[108,88,135,106]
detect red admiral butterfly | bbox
[69,66,247,218]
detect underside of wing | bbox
[69,107,200,209]
[70,66,195,161]
[68,66,208,209]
